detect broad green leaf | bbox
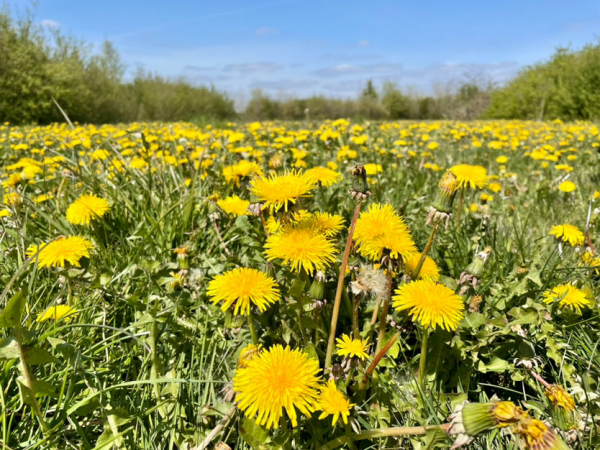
[239,417,270,448]
[477,357,510,373]
[0,288,28,328]
[17,376,57,405]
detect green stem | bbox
[325,200,362,371]
[418,328,430,386]
[318,423,450,450]
[345,422,358,450]
[455,188,465,229]
[375,267,393,355]
[352,296,360,340]
[411,222,439,280]
[281,415,292,450]
[15,327,50,434]
[248,310,259,345]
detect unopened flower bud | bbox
[349,163,372,200]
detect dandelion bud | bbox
[173,246,190,270]
[452,401,523,439]
[459,247,491,289]
[432,170,458,213]
[545,385,576,412]
[349,163,372,200]
[308,271,326,300]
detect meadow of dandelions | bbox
[0,119,599,449]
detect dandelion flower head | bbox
[315,380,354,426]
[233,345,321,429]
[549,224,584,247]
[353,203,417,262]
[543,283,590,313]
[336,334,369,360]
[66,194,111,225]
[207,267,280,315]
[250,170,316,212]
[27,236,93,268]
[393,280,464,331]
[449,164,488,190]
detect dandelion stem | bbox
[248,310,259,345]
[325,200,362,371]
[211,217,231,257]
[418,327,430,386]
[375,267,394,354]
[15,326,50,434]
[359,331,398,390]
[411,222,439,280]
[352,296,360,340]
[529,369,551,388]
[345,422,358,450]
[455,188,465,228]
[318,423,450,450]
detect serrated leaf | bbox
[0,288,28,328]
[460,312,486,329]
[23,346,59,365]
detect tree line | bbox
[2,8,600,124]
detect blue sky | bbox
[6,0,600,103]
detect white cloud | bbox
[357,40,370,47]
[41,19,60,29]
[313,63,403,78]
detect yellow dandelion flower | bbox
[35,194,52,203]
[545,385,576,412]
[250,170,316,212]
[496,156,508,164]
[404,253,440,281]
[316,380,354,426]
[36,305,78,323]
[4,192,22,207]
[393,280,464,331]
[558,180,576,193]
[449,164,488,189]
[3,173,22,189]
[0,209,11,218]
[223,160,263,185]
[66,194,111,225]
[207,268,280,315]
[26,236,93,268]
[233,345,321,429]
[514,417,568,450]
[549,224,584,247]
[304,167,341,187]
[543,283,590,313]
[353,203,417,261]
[217,195,250,217]
[295,212,345,237]
[265,226,337,274]
[488,182,502,193]
[336,334,369,360]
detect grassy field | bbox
[0,119,599,450]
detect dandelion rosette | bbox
[66,194,111,225]
[233,345,321,429]
[393,280,464,331]
[207,267,280,315]
[353,203,417,262]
